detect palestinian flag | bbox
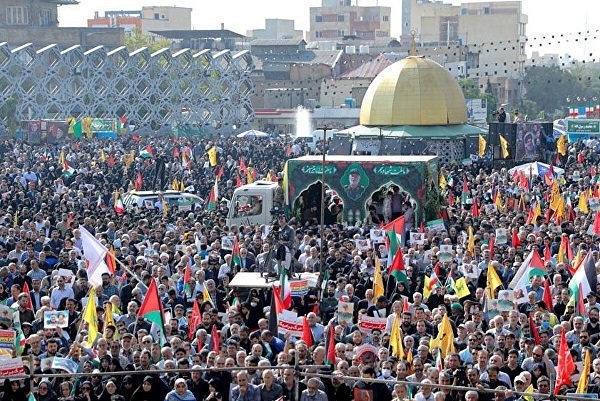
[389,246,409,288]
[569,251,598,298]
[14,329,26,356]
[183,266,192,295]
[138,278,166,346]
[230,236,242,268]
[140,145,154,159]
[211,324,220,351]
[114,191,125,215]
[461,176,470,204]
[527,248,547,278]
[63,160,76,177]
[22,282,33,310]
[279,267,292,309]
[207,181,217,211]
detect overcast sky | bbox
[59,0,599,62]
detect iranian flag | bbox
[389,246,409,288]
[114,191,125,215]
[230,236,242,268]
[138,278,166,346]
[63,160,76,177]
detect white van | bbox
[226,181,278,227]
[293,135,316,152]
[122,190,203,212]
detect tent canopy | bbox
[236,129,269,138]
[507,162,564,178]
[336,124,486,139]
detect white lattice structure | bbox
[0,42,254,133]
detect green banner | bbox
[567,120,600,134]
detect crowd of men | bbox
[0,133,599,401]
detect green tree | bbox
[523,66,585,113]
[0,96,18,132]
[459,78,481,99]
[125,28,172,53]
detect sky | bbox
[59,0,599,62]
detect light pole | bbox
[318,127,328,283]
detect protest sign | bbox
[337,302,354,325]
[277,310,302,337]
[0,330,15,355]
[0,358,24,377]
[290,280,309,297]
[51,357,79,374]
[358,316,387,333]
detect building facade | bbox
[309,1,391,42]
[247,19,303,40]
[87,6,192,35]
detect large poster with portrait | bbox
[46,121,68,144]
[515,123,543,162]
[26,120,42,145]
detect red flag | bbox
[529,314,540,345]
[543,279,553,313]
[285,144,292,156]
[402,297,410,313]
[105,246,116,275]
[239,157,247,174]
[544,244,551,262]
[511,229,521,248]
[23,282,33,310]
[189,300,201,341]
[488,234,495,260]
[471,197,479,218]
[419,221,424,233]
[578,152,585,164]
[301,316,313,347]
[592,165,597,177]
[272,285,286,315]
[108,155,115,166]
[145,145,154,157]
[325,323,336,366]
[593,212,600,236]
[448,191,455,207]
[134,171,143,191]
[132,134,140,142]
[312,301,319,315]
[235,174,242,188]
[173,147,180,158]
[211,324,220,352]
[382,215,405,234]
[577,283,586,318]
[554,329,575,394]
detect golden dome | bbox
[359,56,467,126]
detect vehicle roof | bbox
[234,180,278,190]
[126,190,188,196]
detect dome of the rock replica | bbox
[359,56,468,126]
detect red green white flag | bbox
[138,278,166,346]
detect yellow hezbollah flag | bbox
[104,302,118,340]
[478,134,487,157]
[453,277,471,299]
[467,226,475,256]
[430,314,455,358]
[487,263,503,299]
[389,314,404,359]
[439,174,447,190]
[172,178,179,190]
[373,256,385,299]
[557,135,567,156]
[203,283,214,307]
[549,181,561,211]
[577,349,591,393]
[207,146,218,167]
[499,135,509,158]
[579,192,589,213]
[82,288,99,346]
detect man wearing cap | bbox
[344,168,365,199]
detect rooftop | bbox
[150,30,246,40]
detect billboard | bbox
[466,98,488,122]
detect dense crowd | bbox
[0,132,599,401]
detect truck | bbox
[226,155,439,227]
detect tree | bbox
[459,78,481,99]
[125,28,172,53]
[523,66,585,113]
[0,96,18,132]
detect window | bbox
[461,8,467,15]
[483,7,490,14]
[383,15,389,22]
[154,13,160,20]
[6,7,28,25]
[40,9,52,27]
[315,31,323,38]
[315,15,323,22]
[337,30,345,37]
[338,15,344,22]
